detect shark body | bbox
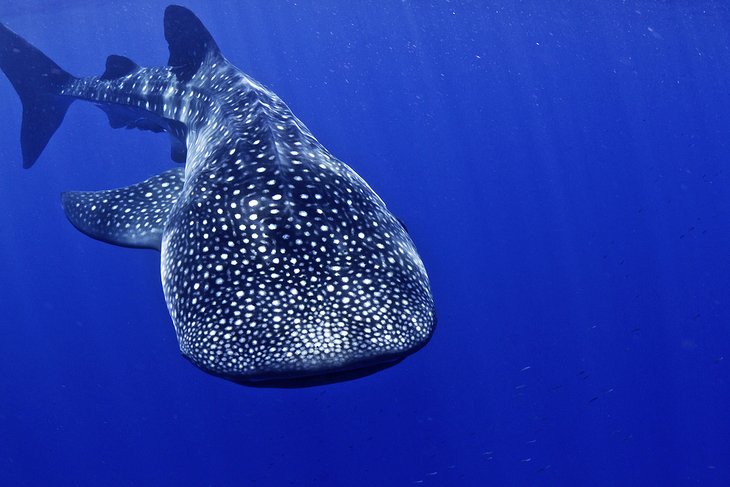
[0,6,435,386]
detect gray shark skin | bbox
[0,6,436,386]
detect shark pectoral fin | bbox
[164,5,221,82]
[61,168,185,250]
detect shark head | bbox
[161,150,436,387]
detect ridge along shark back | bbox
[0,6,436,387]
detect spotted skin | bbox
[62,168,184,250]
[3,6,436,385]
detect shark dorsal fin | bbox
[101,55,139,80]
[164,5,220,82]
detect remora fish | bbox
[0,6,436,386]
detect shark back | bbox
[163,92,435,384]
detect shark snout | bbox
[180,308,435,387]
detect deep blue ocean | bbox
[1,1,729,485]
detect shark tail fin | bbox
[0,23,75,168]
[164,5,221,82]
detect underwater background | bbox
[0,1,729,485]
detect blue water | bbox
[1,1,729,485]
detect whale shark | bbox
[0,6,436,386]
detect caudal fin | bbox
[0,24,74,168]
